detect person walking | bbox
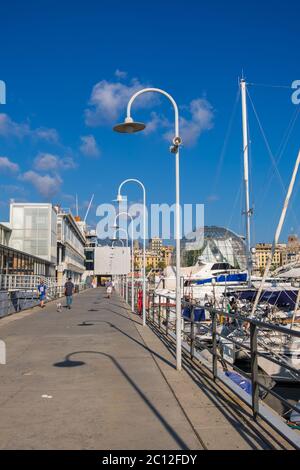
[64,277,75,309]
[37,279,47,308]
[106,280,113,299]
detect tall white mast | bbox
[241,79,252,286]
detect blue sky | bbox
[0,0,299,243]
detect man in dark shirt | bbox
[64,278,75,309]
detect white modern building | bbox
[9,203,57,276]
[0,221,52,277]
[57,210,86,285]
[8,203,86,284]
[94,246,131,284]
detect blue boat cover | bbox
[225,371,252,395]
[182,307,206,322]
[229,289,298,309]
[192,273,247,286]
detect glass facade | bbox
[182,226,247,270]
[0,224,10,246]
[0,244,51,276]
[85,248,95,271]
[9,204,57,265]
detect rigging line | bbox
[247,117,256,247]
[246,88,287,191]
[226,151,244,235]
[210,87,241,196]
[226,181,243,233]
[246,88,300,229]
[247,82,292,89]
[257,106,300,210]
[277,106,300,158]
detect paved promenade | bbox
[0,288,283,450]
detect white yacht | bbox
[156,258,248,305]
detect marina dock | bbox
[0,288,292,450]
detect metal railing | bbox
[0,277,90,319]
[115,277,300,449]
[0,274,56,291]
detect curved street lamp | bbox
[114,212,135,313]
[112,239,125,296]
[113,226,130,303]
[116,179,146,326]
[113,88,182,371]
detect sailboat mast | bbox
[241,79,252,286]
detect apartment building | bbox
[134,244,174,272]
[149,237,163,254]
[255,243,287,273]
[57,210,86,285]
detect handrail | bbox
[0,282,91,319]
[116,279,300,449]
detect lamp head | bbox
[113,116,146,134]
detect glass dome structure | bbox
[181,226,247,270]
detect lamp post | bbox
[113,227,130,303]
[112,239,125,297]
[113,88,182,371]
[116,179,146,326]
[114,212,135,313]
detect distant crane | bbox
[84,194,95,223]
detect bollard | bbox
[190,306,195,359]
[152,292,155,323]
[250,322,259,420]
[158,295,161,329]
[166,297,170,336]
[212,310,218,381]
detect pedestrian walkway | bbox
[0,288,285,450]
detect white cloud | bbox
[80,135,101,158]
[0,114,59,142]
[0,184,26,195]
[179,99,214,147]
[60,156,77,170]
[34,153,58,171]
[22,171,62,198]
[0,156,19,172]
[33,128,59,143]
[145,98,214,147]
[34,153,76,171]
[84,73,213,146]
[85,76,156,126]
[142,111,169,135]
[115,69,127,79]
